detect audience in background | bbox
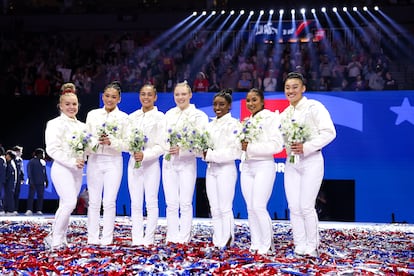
[0,20,404,99]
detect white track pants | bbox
[162,157,197,243]
[128,157,160,245]
[240,159,276,254]
[87,154,123,245]
[50,162,83,247]
[206,162,237,247]
[284,152,324,252]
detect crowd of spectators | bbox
[0,28,399,98]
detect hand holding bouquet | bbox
[165,123,212,161]
[280,119,311,164]
[129,128,148,169]
[69,130,92,160]
[93,121,119,151]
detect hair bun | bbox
[224,88,233,95]
[109,80,122,92]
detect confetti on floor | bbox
[1,216,413,275]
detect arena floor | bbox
[1,215,413,275]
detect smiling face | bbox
[102,87,121,112]
[174,83,192,110]
[59,93,79,119]
[284,76,306,106]
[246,90,264,116]
[213,95,231,119]
[139,85,157,112]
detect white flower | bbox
[165,119,212,161]
[279,116,311,164]
[128,128,148,169]
[234,115,263,143]
[68,130,93,159]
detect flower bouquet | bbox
[165,128,182,161]
[234,115,263,161]
[93,121,119,151]
[187,129,213,155]
[129,128,148,169]
[235,115,263,143]
[165,123,212,161]
[279,119,311,164]
[68,130,92,160]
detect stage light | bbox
[374,6,379,11]
[321,7,326,13]
[291,9,295,15]
[343,7,347,12]
[300,8,306,15]
[269,9,274,15]
[221,10,225,14]
[333,7,337,13]
[363,6,368,11]
[260,10,264,15]
[211,11,216,15]
[192,11,197,16]
[311,8,316,14]
[202,11,207,16]
[250,11,254,15]
[279,9,284,15]
[230,10,235,15]
[240,10,245,15]
[353,7,357,11]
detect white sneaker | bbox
[0,211,5,215]
[13,211,18,215]
[25,210,33,216]
[43,233,53,249]
[294,245,306,256]
[36,211,43,215]
[303,247,318,257]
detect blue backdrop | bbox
[20,91,414,223]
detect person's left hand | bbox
[241,141,248,151]
[134,151,143,162]
[99,134,111,146]
[291,142,303,154]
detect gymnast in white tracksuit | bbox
[162,82,209,244]
[280,72,336,257]
[126,84,167,246]
[240,88,284,255]
[85,81,128,246]
[45,92,86,249]
[204,89,242,248]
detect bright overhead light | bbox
[291,9,295,15]
[211,11,216,15]
[321,7,326,13]
[300,8,306,14]
[279,9,284,15]
[343,7,347,12]
[192,11,197,16]
[311,8,316,14]
[202,11,207,15]
[353,7,357,11]
[240,10,245,15]
[374,6,379,11]
[269,9,274,15]
[363,6,368,11]
[332,7,337,12]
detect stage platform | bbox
[1,214,413,275]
